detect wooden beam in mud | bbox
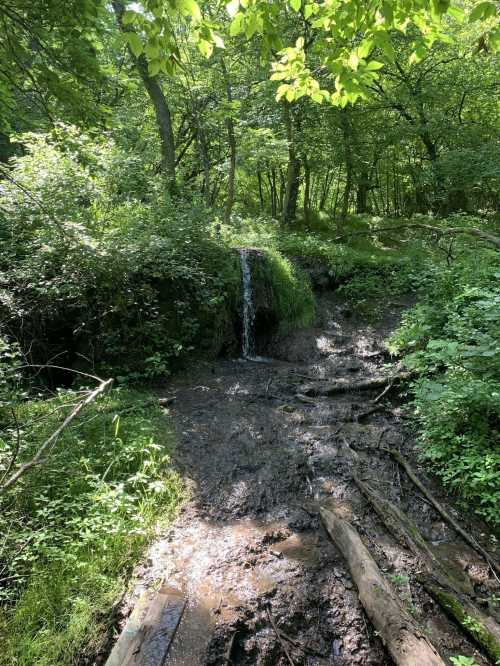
[320,506,446,666]
[105,586,186,666]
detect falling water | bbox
[240,249,255,359]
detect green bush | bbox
[0,130,242,380]
[0,387,183,665]
[390,247,500,526]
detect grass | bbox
[0,387,184,665]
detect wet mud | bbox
[126,293,499,665]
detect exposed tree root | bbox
[420,576,500,664]
[384,448,500,579]
[300,372,414,397]
[320,506,446,666]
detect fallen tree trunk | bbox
[334,224,500,250]
[300,372,414,397]
[353,474,473,596]
[420,576,500,664]
[384,449,500,578]
[320,506,445,666]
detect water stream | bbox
[239,249,255,359]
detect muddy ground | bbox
[125,292,499,666]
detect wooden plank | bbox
[106,586,186,666]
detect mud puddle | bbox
[121,292,499,665]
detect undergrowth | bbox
[389,245,500,527]
[0,387,183,665]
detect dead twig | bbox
[373,381,392,403]
[266,607,296,666]
[0,378,114,494]
[223,630,237,664]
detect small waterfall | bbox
[239,249,255,359]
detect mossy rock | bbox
[236,248,315,355]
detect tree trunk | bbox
[220,57,236,223]
[257,171,264,209]
[319,169,332,211]
[356,168,370,214]
[340,110,354,229]
[303,155,311,224]
[112,1,176,195]
[196,124,211,206]
[282,103,301,225]
[320,507,446,666]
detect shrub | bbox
[0,387,183,665]
[390,247,500,526]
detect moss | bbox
[432,587,500,663]
[248,248,315,335]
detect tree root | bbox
[320,506,446,666]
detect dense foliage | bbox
[390,244,500,525]
[0,387,182,665]
[0,0,498,662]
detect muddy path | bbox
[131,292,498,666]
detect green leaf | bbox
[126,32,143,58]
[365,60,384,70]
[213,33,225,49]
[145,42,160,60]
[198,38,214,58]
[357,38,374,59]
[447,5,465,22]
[304,4,314,19]
[148,59,161,76]
[122,10,137,25]
[229,12,245,36]
[469,1,497,22]
[176,0,202,21]
[290,0,301,12]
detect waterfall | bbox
[239,249,255,359]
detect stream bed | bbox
[118,292,498,666]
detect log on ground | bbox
[421,576,500,664]
[320,506,445,666]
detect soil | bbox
[122,292,499,666]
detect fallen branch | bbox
[320,506,445,666]
[420,575,500,664]
[267,607,296,666]
[300,371,413,397]
[0,378,114,494]
[335,223,500,250]
[384,449,500,579]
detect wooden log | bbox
[384,448,500,578]
[320,506,445,666]
[300,372,413,397]
[421,576,500,664]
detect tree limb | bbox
[335,223,500,249]
[0,378,113,494]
